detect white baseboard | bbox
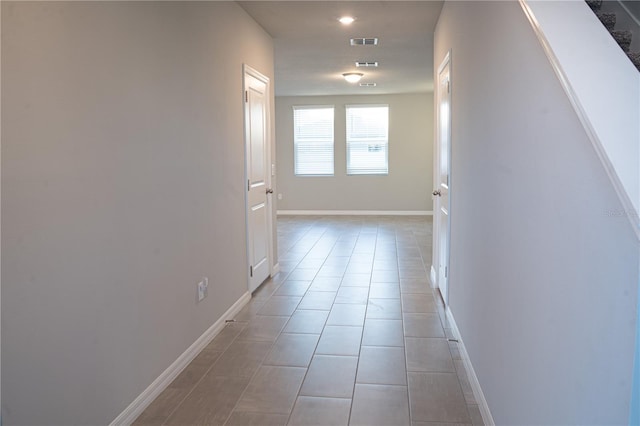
[445,306,495,426]
[271,262,280,275]
[277,210,433,216]
[110,292,252,426]
[430,265,437,289]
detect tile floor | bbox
[134,215,484,426]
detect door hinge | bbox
[446,80,450,93]
[245,91,248,103]
[248,179,250,191]
[250,265,253,277]
[445,266,448,278]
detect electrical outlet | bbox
[197,277,208,302]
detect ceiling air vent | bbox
[359,82,377,87]
[355,61,379,68]
[350,38,379,46]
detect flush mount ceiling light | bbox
[338,16,356,25]
[343,72,364,83]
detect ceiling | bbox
[238,1,444,97]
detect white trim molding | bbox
[110,292,251,426]
[430,265,437,289]
[446,306,495,426]
[277,210,432,216]
[271,262,280,276]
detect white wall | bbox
[1,2,274,424]
[526,0,640,228]
[276,94,433,212]
[435,1,639,424]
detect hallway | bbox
[134,215,484,425]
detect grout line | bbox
[161,321,247,425]
[346,222,379,425]
[221,225,331,425]
[221,303,298,423]
[399,227,415,425]
[283,223,342,425]
[147,216,436,426]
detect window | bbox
[346,105,389,175]
[293,106,334,176]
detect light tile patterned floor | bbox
[134,215,484,426]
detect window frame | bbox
[293,105,335,177]
[345,104,390,176]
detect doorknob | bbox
[266,188,274,194]
[432,190,441,196]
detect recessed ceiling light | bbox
[355,61,379,68]
[338,16,355,25]
[343,72,364,83]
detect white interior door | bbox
[244,66,272,293]
[432,52,452,304]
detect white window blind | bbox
[293,106,334,176]
[346,105,389,175]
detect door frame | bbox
[431,50,452,305]
[243,64,274,292]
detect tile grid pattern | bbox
[134,216,484,426]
